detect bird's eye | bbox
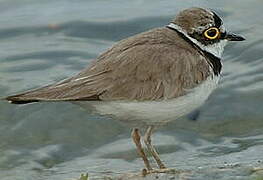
[204,27,220,40]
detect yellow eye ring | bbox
[204,27,220,40]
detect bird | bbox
[5,7,245,173]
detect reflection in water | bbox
[0,0,263,179]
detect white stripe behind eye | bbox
[167,23,227,58]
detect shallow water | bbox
[0,0,263,180]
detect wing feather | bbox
[5,28,212,104]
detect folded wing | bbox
[6,29,212,104]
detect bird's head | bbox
[168,7,245,58]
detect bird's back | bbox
[6,27,214,104]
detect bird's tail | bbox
[3,81,100,104]
[4,85,60,104]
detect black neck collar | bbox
[166,24,222,76]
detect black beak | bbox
[225,32,245,41]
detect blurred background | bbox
[0,0,263,179]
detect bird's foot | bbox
[141,168,179,176]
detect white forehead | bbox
[220,25,226,33]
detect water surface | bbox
[0,0,263,179]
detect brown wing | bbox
[5,28,212,104]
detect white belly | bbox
[76,75,220,126]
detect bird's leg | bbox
[143,126,166,169]
[131,128,152,171]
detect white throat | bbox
[167,23,227,58]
